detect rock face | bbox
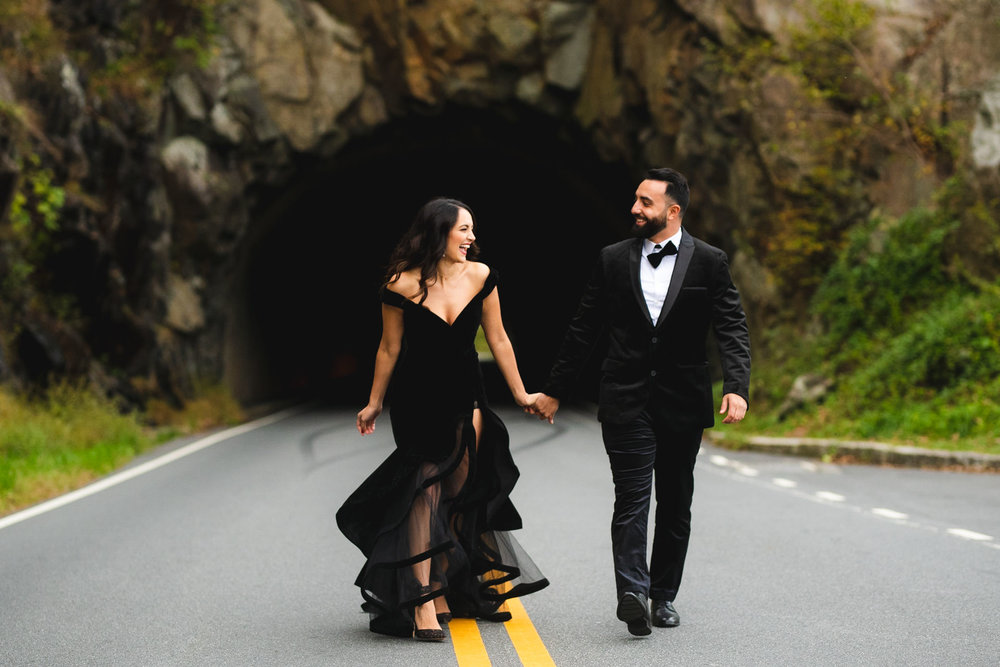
[226,0,365,151]
[1,0,998,404]
[973,74,1000,169]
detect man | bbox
[533,168,750,636]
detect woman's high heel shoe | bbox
[414,587,446,642]
[413,627,446,642]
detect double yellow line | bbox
[449,599,556,666]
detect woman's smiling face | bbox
[444,207,476,262]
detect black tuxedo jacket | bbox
[544,230,750,430]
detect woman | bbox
[336,198,549,641]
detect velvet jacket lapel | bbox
[655,229,694,328]
[627,238,647,326]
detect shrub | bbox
[844,289,1000,403]
[0,383,149,514]
[812,208,958,353]
[0,380,245,516]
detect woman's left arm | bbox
[481,286,537,408]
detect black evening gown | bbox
[336,268,548,637]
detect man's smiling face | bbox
[630,179,680,242]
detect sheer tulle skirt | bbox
[337,408,548,637]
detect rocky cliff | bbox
[1,0,998,405]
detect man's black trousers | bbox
[602,411,703,602]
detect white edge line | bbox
[0,406,305,532]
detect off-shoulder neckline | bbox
[384,267,496,326]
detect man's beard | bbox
[630,213,668,239]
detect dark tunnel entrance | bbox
[225,105,637,407]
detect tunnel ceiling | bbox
[226,105,636,405]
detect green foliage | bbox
[89,0,223,101]
[701,0,959,300]
[0,99,27,123]
[10,154,65,235]
[0,380,246,516]
[789,0,876,105]
[787,0,958,162]
[698,3,991,453]
[850,376,1000,445]
[144,380,245,433]
[702,2,881,296]
[0,382,150,514]
[2,153,66,296]
[765,167,870,296]
[812,208,958,351]
[935,173,1000,285]
[844,290,1000,404]
[742,171,1000,454]
[171,1,220,69]
[699,34,777,83]
[0,0,64,64]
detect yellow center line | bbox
[451,618,492,667]
[453,571,555,667]
[503,598,557,667]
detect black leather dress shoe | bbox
[616,592,652,636]
[651,599,680,627]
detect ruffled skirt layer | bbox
[336,407,548,637]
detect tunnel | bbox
[224,105,637,408]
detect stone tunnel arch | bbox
[223,105,636,406]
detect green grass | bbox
[720,388,1000,456]
[0,382,245,517]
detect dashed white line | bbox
[702,451,998,551]
[947,528,994,542]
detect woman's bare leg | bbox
[410,463,442,631]
[432,580,451,618]
[472,408,483,450]
[434,410,483,618]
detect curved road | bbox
[1,407,997,666]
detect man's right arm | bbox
[541,253,608,409]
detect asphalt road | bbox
[1,406,997,666]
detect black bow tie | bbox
[646,241,677,268]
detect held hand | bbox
[357,404,382,435]
[519,392,542,412]
[533,393,560,424]
[719,393,748,424]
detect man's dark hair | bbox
[645,168,689,216]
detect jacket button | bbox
[651,337,658,344]
[650,370,657,377]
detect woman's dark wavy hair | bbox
[383,197,480,304]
